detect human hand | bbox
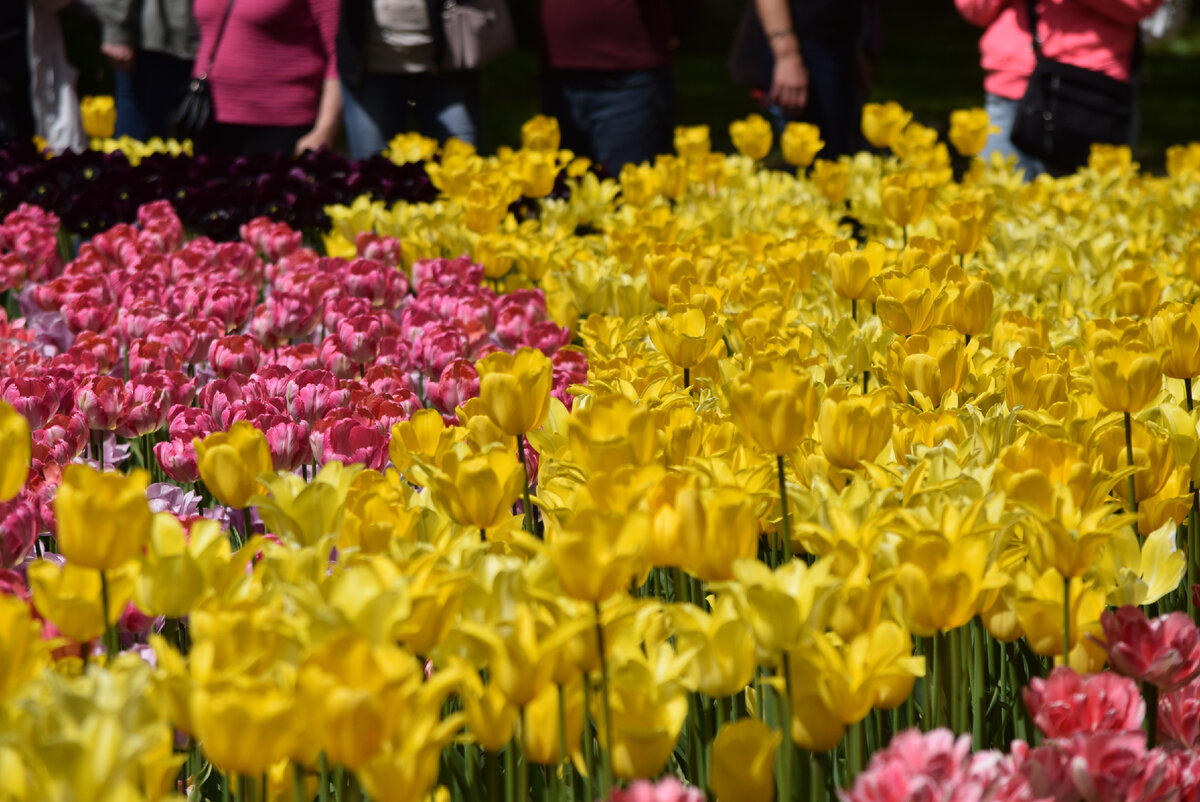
[101,42,135,71]
[294,127,335,156]
[769,50,808,115]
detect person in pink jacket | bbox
[955,0,1162,176]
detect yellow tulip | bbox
[1089,340,1163,414]
[1014,566,1106,660]
[828,241,887,303]
[521,115,561,152]
[646,301,724,371]
[384,131,438,164]
[895,534,1004,636]
[194,421,273,509]
[862,101,912,149]
[515,150,558,198]
[192,673,297,776]
[810,158,849,203]
[567,394,657,473]
[674,125,711,161]
[523,677,584,765]
[462,678,519,752]
[668,597,757,698]
[0,595,50,700]
[787,648,847,751]
[426,444,525,531]
[477,347,554,436]
[389,408,458,486]
[1005,347,1071,413]
[818,387,893,470]
[80,95,116,139]
[135,516,229,618]
[548,507,646,603]
[719,557,838,660]
[55,464,152,571]
[676,484,761,582]
[874,267,942,336]
[620,162,663,207]
[599,642,691,780]
[709,719,780,802]
[28,560,134,644]
[253,461,361,549]
[1087,418,1174,504]
[1149,302,1200,380]
[0,401,29,501]
[948,107,994,157]
[881,172,929,229]
[728,355,820,455]
[730,114,773,161]
[781,122,824,167]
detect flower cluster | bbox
[3,107,1200,802]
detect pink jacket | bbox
[955,0,1163,100]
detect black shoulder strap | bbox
[201,0,238,78]
[1025,0,1041,57]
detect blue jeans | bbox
[982,93,1046,179]
[541,68,674,172]
[341,71,481,160]
[113,51,193,141]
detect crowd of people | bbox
[0,0,1179,177]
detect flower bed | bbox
[3,110,1200,802]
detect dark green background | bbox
[66,0,1200,172]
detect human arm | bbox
[86,0,138,67]
[1072,0,1164,26]
[295,0,341,154]
[294,77,342,154]
[954,0,1010,27]
[753,0,807,114]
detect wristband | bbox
[768,28,794,40]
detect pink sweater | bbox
[193,0,339,127]
[955,0,1163,100]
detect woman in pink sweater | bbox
[192,0,341,156]
[955,0,1162,176]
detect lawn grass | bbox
[64,0,1200,170]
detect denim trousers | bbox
[113,51,193,141]
[982,93,1046,179]
[341,70,481,160]
[540,67,674,172]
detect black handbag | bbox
[1010,0,1138,174]
[169,0,236,143]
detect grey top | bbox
[89,0,199,61]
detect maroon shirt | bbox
[540,0,673,71]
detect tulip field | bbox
[6,104,1200,802]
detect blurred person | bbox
[337,0,481,160]
[90,0,198,140]
[730,0,871,158]
[538,0,683,172]
[23,0,88,151]
[955,0,1162,176]
[192,0,340,157]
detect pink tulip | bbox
[0,376,60,429]
[69,331,119,372]
[265,290,321,342]
[240,216,302,260]
[523,320,572,356]
[355,391,420,433]
[310,417,387,470]
[411,256,483,294]
[258,415,311,472]
[154,438,200,483]
[166,405,218,441]
[285,370,350,424]
[128,338,184,376]
[363,364,415,396]
[343,257,408,308]
[198,375,249,428]
[209,334,261,378]
[425,359,478,416]
[0,494,38,569]
[136,200,184,253]
[272,343,323,371]
[61,294,116,335]
[355,232,403,266]
[116,298,167,345]
[1065,731,1147,802]
[415,323,466,376]
[494,289,548,347]
[34,412,88,460]
[1100,606,1200,692]
[323,295,373,333]
[606,778,704,802]
[197,282,256,332]
[1159,676,1200,749]
[319,334,358,380]
[180,317,224,365]
[116,374,173,437]
[336,313,387,364]
[1023,667,1144,739]
[144,318,195,362]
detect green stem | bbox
[1187,377,1194,412]
[1063,575,1071,667]
[1190,489,1199,624]
[293,763,305,802]
[100,570,117,660]
[950,627,963,732]
[516,708,529,802]
[582,682,594,802]
[851,298,858,322]
[487,749,501,802]
[237,775,247,802]
[1125,411,1140,538]
[557,685,572,802]
[517,433,534,535]
[933,632,946,730]
[972,620,985,750]
[776,454,791,564]
[595,603,614,799]
[683,367,690,391]
[847,718,866,782]
[223,773,231,802]
[810,752,826,802]
[318,753,330,802]
[779,654,793,802]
